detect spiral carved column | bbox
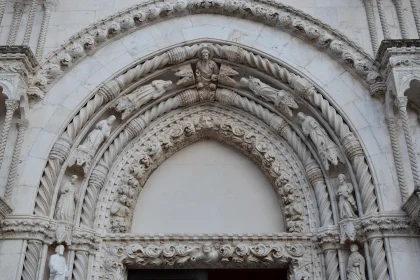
[4,119,28,203]
[7,1,24,45]
[410,0,420,36]
[36,0,55,61]
[395,96,420,187]
[23,0,38,45]
[392,0,409,38]
[377,0,391,39]
[72,251,89,280]
[21,241,43,280]
[0,0,7,26]
[0,99,19,171]
[363,0,379,53]
[386,116,409,202]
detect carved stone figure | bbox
[218,64,238,87]
[297,112,343,171]
[72,115,116,173]
[195,47,219,100]
[49,245,68,280]
[55,175,78,221]
[277,176,304,233]
[173,64,195,87]
[347,244,366,280]
[110,195,131,232]
[240,76,298,117]
[337,174,357,219]
[116,80,172,120]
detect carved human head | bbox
[297,112,306,122]
[55,245,65,255]
[201,48,210,60]
[70,175,78,182]
[107,115,117,125]
[338,174,346,183]
[350,244,359,252]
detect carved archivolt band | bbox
[101,103,312,234]
[35,0,380,91]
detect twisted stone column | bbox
[36,0,55,61]
[21,241,43,280]
[363,0,379,53]
[392,0,409,38]
[4,119,28,203]
[410,0,420,36]
[395,96,420,186]
[72,251,89,280]
[0,0,7,26]
[23,0,38,45]
[377,0,391,39]
[7,1,24,45]
[386,116,409,202]
[0,99,19,170]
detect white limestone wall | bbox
[131,140,285,234]
[0,0,419,59]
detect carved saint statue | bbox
[55,175,78,221]
[240,76,298,117]
[73,115,116,173]
[195,47,219,99]
[347,244,366,280]
[337,174,357,219]
[116,80,173,119]
[79,115,116,153]
[110,195,131,232]
[297,112,343,171]
[49,245,68,280]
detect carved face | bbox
[201,49,210,61]
[71,175,78,183]
[107,115,117,125]
[338,174,345,184]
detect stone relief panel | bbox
[100,237,316,280]
[100,105,315,234]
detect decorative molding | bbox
[0,100,19,171]
[36,0,56,61]
[100,239,314,279]
[101,104,311,234]
[410,0,420,37]
[391,0,409,39]
[35,0,380,91]
[377,0,391,39]
[363,0,379,53]
[21,240,43,280]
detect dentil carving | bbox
[347,244,366,280]
[297,112,343,171]
[49,245,68,280]
[195,47,219,100]
[337,174,357,219]
[71,116,116,174]
[116,80,172,120]
[55,175,78,221]
[240,76,298,117]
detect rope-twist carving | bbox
[325,250,340,280]
[21,241,42,280]
[392,0,409,38]
[4,120,28,203]
[370,238,390,280]
[411,0,420,37]
[7,1,24,45]
[363,0,379,52]
[377,0,391,38]
[23,0,38,45]
[386,117,409,202]
[0,100,18,170]
[72,251,89,280]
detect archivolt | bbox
[98,103,316,234]
[34,0,382,92]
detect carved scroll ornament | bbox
[102,241,312,279]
